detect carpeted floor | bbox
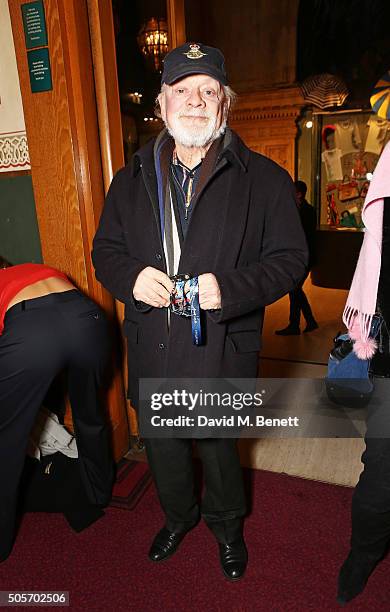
[2,469,390,611]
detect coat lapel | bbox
[134,129,251,275]
[178,130,251,274]
[135,132,173,256]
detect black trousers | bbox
[350,386,390,556]
[351,436,390,557]
[144,437,246,543]
[0,290,114,560]
[349,201,390,557]
[289,273,315,327]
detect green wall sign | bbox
[27,48,52,93]
[21,1,48,49]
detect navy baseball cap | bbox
[161,43,227,86]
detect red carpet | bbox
[110,459,152,510]
[2,469,390,611]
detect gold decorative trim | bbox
[0,131,30,171]
[231,108,301,122]
[231,85,305,123]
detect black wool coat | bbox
[92,129,308,408]
[371,196,390,377]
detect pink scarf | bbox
[343,141,390,359]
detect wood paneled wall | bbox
[87,0,142,438]
[185,0,299,92]
[167,0,186,48]
[9,0,129,460]
[182,0,304,175]
[230,87,305,177]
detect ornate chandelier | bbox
[137,17,169,72]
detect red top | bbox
[0,263,69,335]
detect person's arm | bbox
[210,174,308,323]
[92,167,151,310]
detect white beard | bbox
[165,111,227,148]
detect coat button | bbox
[155,252,162,261]
[158,343,166,350]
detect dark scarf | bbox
[153,130,223,276]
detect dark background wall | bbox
[113,0,166,113]
[297,0,390,106]
[0,175,42,264]
[184,0,298,92]
[113,0,390,151]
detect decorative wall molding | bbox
[231,85,305,121]
[0,131,30,171]
[231,108,302,122]
[230,85,306,177]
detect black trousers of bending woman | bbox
[0,290,114,560]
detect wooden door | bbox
[8,0,128,460]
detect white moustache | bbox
[177,112,210,119]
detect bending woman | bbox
[0,258,114,561]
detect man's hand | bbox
[198,273,221,310]
[133,267,174,308]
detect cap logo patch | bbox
[184,44,207,60]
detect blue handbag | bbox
[326,315,382,408]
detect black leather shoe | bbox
[219,537,248,581]
[0,511,16,562]
[0,544,13,563]
[337,550,382,605]
[148,527,188,562]
[275,325,300,336]
[303,320,319,333]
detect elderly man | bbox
[92,43,308,580]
